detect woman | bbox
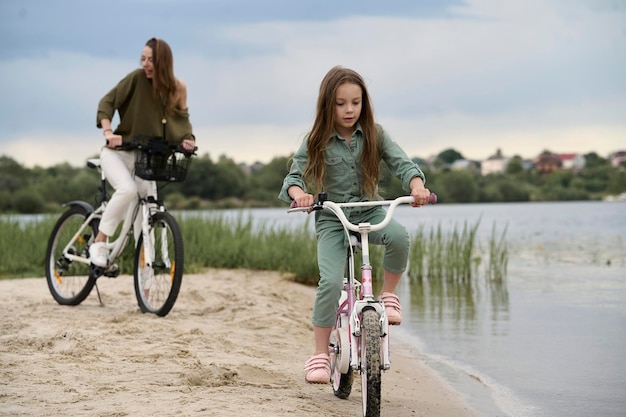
[89,37,196,267]
[279,66,430,383]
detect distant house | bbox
[521,159,534,171]
[558,153,585,171]
[450,159,480,173]
[481,149,510,175]
[608,151,626,168]
[238,161,265,174]
[534,152,562,175]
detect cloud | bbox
[1,0,624,167]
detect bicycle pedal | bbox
[90,264,104,279]
[103,264,120,278]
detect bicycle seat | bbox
[349,231,362,249]
[87,159,101,169]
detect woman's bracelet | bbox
[103,128,113,136]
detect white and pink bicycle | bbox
[290,192,437,417]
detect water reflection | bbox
[408,274,510,335]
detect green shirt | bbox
[97,69,194,145]
[278,124,425,204]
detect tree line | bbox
[1,149,624,214]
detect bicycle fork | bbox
[348,223,391,370]
[348,225,391,371]
[349,299,391,372]
[139,199,171,269]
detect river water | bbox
[201,201,626,417]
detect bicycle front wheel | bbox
[133,211,184,317]
[45,205,98,305]
[361,308,382,417]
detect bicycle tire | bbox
[45,205,99,305]
[361,308,382,417]
[330,323,353,399]
[133,211,183,317]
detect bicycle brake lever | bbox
[289,200,323,212]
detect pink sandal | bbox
[304,353,330,384]
[380,292,402,325]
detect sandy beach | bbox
[0,269,478,417]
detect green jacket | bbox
[97,69,194,145]
[278,124,425,204]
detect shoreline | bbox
[0,269,479,416]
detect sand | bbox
[0,269,478,417]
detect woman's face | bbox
[140,46,154,79]
[333,82,362,135]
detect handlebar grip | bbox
[429,193,437,205]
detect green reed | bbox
[0,216,57,278]
[408,219,508,283]
[180,213,319,284]
[487,222,509,283]
[1,213,507,286]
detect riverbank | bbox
[0,269,478,417]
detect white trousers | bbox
[99,147,156,242]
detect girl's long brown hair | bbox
[145,38,178,114]
[303,66,380,199]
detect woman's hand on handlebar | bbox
[104,132,123,148]
[181,138,196,153]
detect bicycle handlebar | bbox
[288,192,437,233]
[106,139,197,155]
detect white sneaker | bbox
[89,242,109,267]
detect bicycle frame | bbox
[59,158,160,270]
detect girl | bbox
[89,38,196,267]
[279,66,431,384]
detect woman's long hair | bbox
[303,66,379,199]
[145,37,178,114]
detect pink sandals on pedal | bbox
[380,292,402,325]
[304,353,330,384]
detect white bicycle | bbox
[45,138,195,316]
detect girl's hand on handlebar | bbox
[291,193,315,212]
[410,187,432,207]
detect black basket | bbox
[134,149,192,182]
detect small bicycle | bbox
[289,192,436,417]
[44,138,195,317]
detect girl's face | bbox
[140,46,154,79]
[334,82,362,136]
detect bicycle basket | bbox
[134,149,192,182]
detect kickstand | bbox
[94,281,104,306]
[90,264,105,306]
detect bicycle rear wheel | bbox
[45,205,98,305]
[361,308,382,417]
[330,318,353,399]
[133,211,183,317]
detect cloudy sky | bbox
[1,0,624,168]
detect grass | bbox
[0,213,508,287]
